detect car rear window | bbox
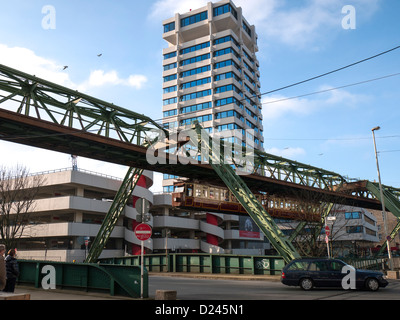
[287,261,309,271]
[308,261,329,271]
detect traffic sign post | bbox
[134,223,152,241]
[135,198,150,223]
[135,197,152,298]
[134,222,152,299]
[325,225,330,258]
[84,236,90,261]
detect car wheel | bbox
[365,278,379,291]
[299,278,313,291]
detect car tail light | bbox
[281,272,286,279]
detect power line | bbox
[379,149,400,153]
[258,44,400,98]
[264,135,400,142]
[261,72,400,105]
[152,71,400,125]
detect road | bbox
[11,274,400,301]
[149,275,400,300]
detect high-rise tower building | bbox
[162,0,264,193]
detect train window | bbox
[215,189,220,200]
[230,192,237,202]
[222,190,229,202]
[209,188,214,199]
[202,186,208,198]
[194,185,201,197]
[186,184,193,197]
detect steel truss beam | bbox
[253,149,348,192]
[364,181,400,256]
[190,122,301,263]
[0,64,390,208]
[2,64,400,261]
[85,167,144,263]
[0,64,166,145]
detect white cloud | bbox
[0,44,147,177]
[88,70,120,87]
[149,0,208,20]
[259,0,381,48]
[0,44,75,87]
[149,0,381,48]
[262,94,314,120]
[0,44,147,92]
[261,86,369,120]
[128,74,148,89]
[149,0,278,23]
[78,70,148,91]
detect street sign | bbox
[135,198,150,215]
[325,225,330,231]
[134,223,152,241]
[325,230,330,236]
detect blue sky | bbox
[0,0,399,191]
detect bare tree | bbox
[281,189,351,258]
[0,166,45,250]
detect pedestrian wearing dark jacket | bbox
[0,244,5,291]
[3,249,19,293]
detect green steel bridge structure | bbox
[0,64,399,263]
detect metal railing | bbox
[99,253,286,275]
[17,260,147,298]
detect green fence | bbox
[17,260,147,298]
[99,253,286,275]
[343,257,387,271]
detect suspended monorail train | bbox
[172,181,320,222]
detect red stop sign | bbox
[134,223,152,241]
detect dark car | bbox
[281,258,388,291]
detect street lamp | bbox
[371,126,393,270]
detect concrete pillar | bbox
[74,211,83,223]
[76,187,84,197]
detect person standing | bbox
[4,249,19,293]
[0,244,6,291]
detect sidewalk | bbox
[13,285,135,300]
[9,273,281,300]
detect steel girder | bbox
[364,181,400,255]
[253,150,348,192]
[190,122,301,263]
[0,64,166,145]
[85,167,144,263]
[0,64,389,204]
[2,64,400,261]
